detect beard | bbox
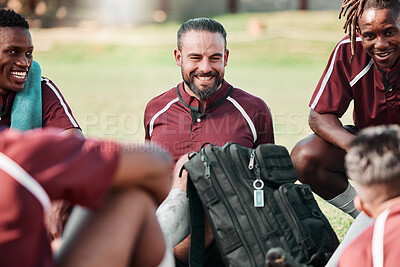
[182,69,223,100]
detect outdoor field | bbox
[32,10,354,240]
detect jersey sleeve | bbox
[253,99,275,147]
[337,226,374,267]
[2,129,120,209]
[41,78,81,130]
[144,101,152,141]
[309,38,354,117]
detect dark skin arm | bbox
[308,109,355,152]
[112,142,172,205]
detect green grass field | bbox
[32,10,354,240]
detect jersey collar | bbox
[0,92,16,117]
[374,56,400,79]
[176,80,233,112]
[176,80,234,136]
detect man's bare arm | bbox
[112,142,172,205]
[309,109,355,152]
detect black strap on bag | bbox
[187,177,204,267]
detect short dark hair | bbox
[0,9,29,29]
[177,17,227,50]
[346,125,400,186]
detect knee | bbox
[107,188,158,221]
[290,141,321,184]
[124,188,156,211]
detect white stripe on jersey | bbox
[227,96,257,143]
[41,78,79,128]
[310,37,369,110]
[148,98,179,137]
[0,152,51,214]
[350,59,374,87]
[372,208,390,267]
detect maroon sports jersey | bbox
[0,77,80,130]
[310,35,400,129]
[0,129,119,267]
[144,80,274,161]
[338,203,400,267]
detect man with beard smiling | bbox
[144,17,274,162]
[144,18,274,266]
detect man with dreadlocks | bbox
[290,0,400,265]
[291,0,400,217]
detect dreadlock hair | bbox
[339,0,400,60]
[0,9,29,29]
[177,17,227,51]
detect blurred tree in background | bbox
[0,0,319,28]
[299,0,308,10]
[0,0,73,27]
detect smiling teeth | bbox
[11,72,27,79]
[197,76,212,81]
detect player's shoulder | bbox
[339,226,373,266]
[40,76,55,88]
[230,87,268,109]
[40,76,60,95]
[330,35,371,73]
[145,86,179,114]
[147,87,177,105]
[334,35,368,60]
[335,35,363,48]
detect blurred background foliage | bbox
[0,0,341,27]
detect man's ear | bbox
[174,49,182,67]
[354,195,373,218]
[356,25,361,34]
[224,49,229,67]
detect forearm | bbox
[112,142,172,205]
[61,128,84,138]
[309,109,355,152]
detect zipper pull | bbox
[204,160,211,178]
[201,152,211,178]
[248,150,256,170]
[254,164,261,180]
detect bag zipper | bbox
[248,149,256,170]
[200,148,211,179]
[230,146,292,252]
[203,145,257,267]
[227,147,270,248]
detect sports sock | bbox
[326,183,359,218]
